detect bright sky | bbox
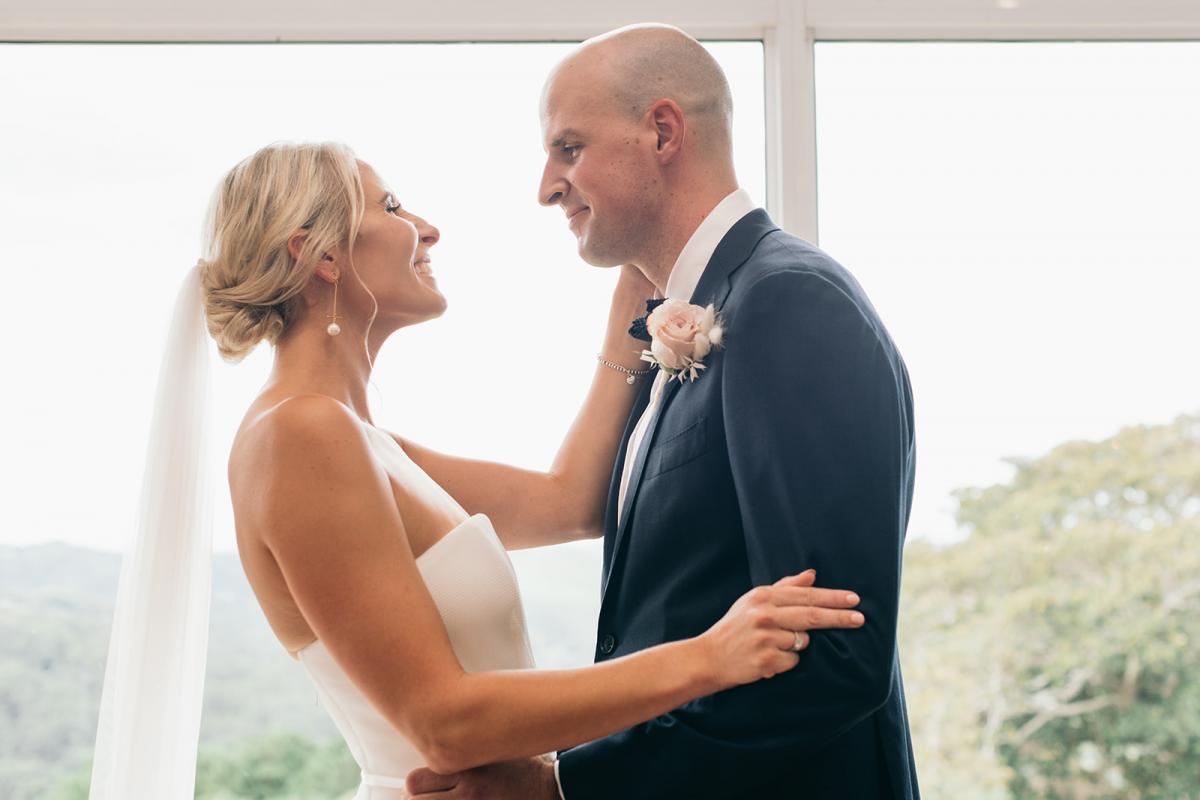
[816,42,1200,538]
[1,43,1197,639]
[0,44,761,663]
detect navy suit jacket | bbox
[556,209,920,799]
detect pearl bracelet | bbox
[597,354,654,384]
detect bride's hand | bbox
[599,264,658,373]
[701,570,864,688]
[613,263,656,301]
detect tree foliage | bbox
[8,415,1198,799]
[51,734,359,800]
[194,733,359,800]
[901,414,1200,799]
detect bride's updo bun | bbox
[199,142,365,362]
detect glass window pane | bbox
[0,40,764,799]
[817,41,1200,542]
[816,41,1200,798]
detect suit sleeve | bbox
[556,268,913,798]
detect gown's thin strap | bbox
[361,770,408,788]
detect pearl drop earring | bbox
[325,275,342,336]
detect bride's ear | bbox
[286,227,310,262]
[287,228,340,283]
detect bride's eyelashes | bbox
[384,194,402,215]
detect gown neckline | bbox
[290,513,495,659]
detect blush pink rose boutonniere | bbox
[629,298,726,383]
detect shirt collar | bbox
[663,188,757,302]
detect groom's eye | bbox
[562,144,581,159]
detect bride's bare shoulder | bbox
[229,394,371,498]
[234,394,359,451]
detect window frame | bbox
[4,0,1197,241]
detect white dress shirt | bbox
[616,187,756,527]
[553,187,756,799]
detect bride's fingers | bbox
[775,605,865,632]
[773,569,816,588]
[773,585,861,609]
[770,628,809,651]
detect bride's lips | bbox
[412,257,435,282]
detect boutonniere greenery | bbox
[628,298,725,383]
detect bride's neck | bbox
[267,319,378,424]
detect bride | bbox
[89,141,864,800]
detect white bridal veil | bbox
[89,262,215,799]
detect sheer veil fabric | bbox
[89,263,215,799]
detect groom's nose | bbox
[539,160,568,207]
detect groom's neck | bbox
[632,176,739,295]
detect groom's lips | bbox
[566,206,590,228]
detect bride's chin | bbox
[422,290,449,317]
[389,299,448,328]
[421,302,448,322]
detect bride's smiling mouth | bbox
[412,256,435,281]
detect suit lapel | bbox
[603,375,683,597]
[601,208,781,602]
[688,208,777,310]
[601,375,654,585]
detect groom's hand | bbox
[406,757,558,799]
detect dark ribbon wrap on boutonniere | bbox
[628,297,667,342]
[630,297,726,384]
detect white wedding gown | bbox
[295,429,539,799]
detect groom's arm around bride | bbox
[407,228,920,800]
[409,23,920,800]
[551,242,921,799]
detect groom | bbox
[410,23,919,799]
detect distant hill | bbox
[0,536,602,800]
[3,415,1198,799]
[0,544,335,800]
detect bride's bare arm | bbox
[254,396,864,775]
[393,265,653,549]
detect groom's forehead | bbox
[541,59,610,125]
[540,92,614,147]
[546,127,583,147]
[540,88,593,144]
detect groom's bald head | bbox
[538,24,740,269]
[543,24,734,159]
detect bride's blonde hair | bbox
[199,141,365,362]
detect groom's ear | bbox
[650,99,686,163]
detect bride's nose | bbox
[417,218,440,246]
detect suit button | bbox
[599,634,617,655]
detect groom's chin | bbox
[576,245,625,269]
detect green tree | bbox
[900,414,1200,799]
[193,733,359,799]
[52,733,359,799]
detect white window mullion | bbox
[764,0,818,243]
